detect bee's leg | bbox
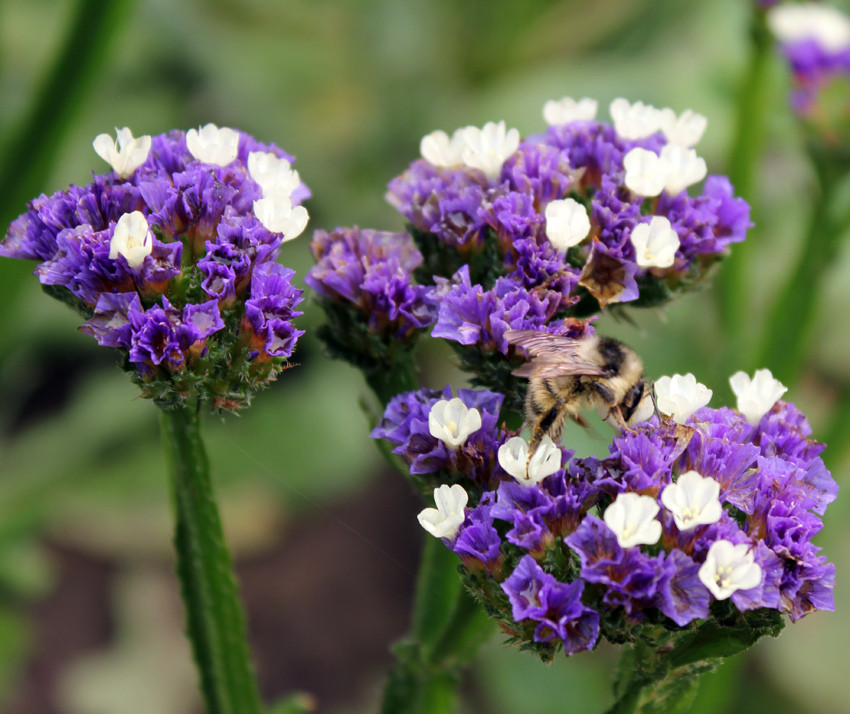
[526,380,568,455]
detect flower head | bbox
[729,369,787,424]
[698,540,762,600]
[186,123,240,166]
[660,108,707,148]
[418,485,468,539]
[602,492,662,548]
[253,196,309,239]
[610,98,664,140]
[109,211,153,269]
[545,198,591,251]
[92,127,151,178]
[543,96,598,125]
[428,398,483,448]
[659,144,707,195]
[498,435,562,486]
[629,216,680,269]
[460,121,520,179]
[420,128,466,168]
[660,470,722,531]
[654,373,712,423]
[623,147,667,197]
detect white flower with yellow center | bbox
[610,98,664,140]
[623,147,667,197]
[543,96,598,125]
[603,492,661,548]
[248,151,301,198]
[428,398,482,448]
[545,198,591,251]
[460,121,520,179]
[92,127,151,178]
[420,128,466,168]
[659,144,707,195]
[417,484,468,539]
[252,196,308,240]
[629,216,680,269]
[660,108,707,148]
[109,211,153,269]
[186,123,239,166]
[654,373,712,423]
[698,540,762,600]
[729,369,787,425]
[498,435,561,487]
[661,470,722,531]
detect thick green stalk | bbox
[160,404,263,714]
[716,8,774,351]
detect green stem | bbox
[160,403,263,714]
[0,0,135,231]
[716,8,774,351]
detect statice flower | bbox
[768,3,850,133]
[373,370,837,659]
[2,125,309,409]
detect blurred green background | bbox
[0,0,848,712]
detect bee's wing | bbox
[504,329,607,378]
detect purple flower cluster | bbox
[2,127,308,409]
[768,4,850,121]
[374,387,837,658]
[309,100,750,385]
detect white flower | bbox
[659,144,707,195]
[623,147,667,197]
[660,108,707,148]
[544,198,591,251]
[428,398,482,448]
[109,211,153,269]
[629,216,680,269]
[603,492,661,548]
[92,127,151,178]
[252,196,309,240]
[543,96,598,125]
[610,98,664,140]
[460,121,520,179]
[420,128,466,167]
[768,3,850,53]
[654,373,713,423]
[248,151,301,198]
[186,123,239,166]
[729,369,788,425]
[661,470,723,531]
[498,435,562,487]
[698,540,762,600]
[417,484,468,539]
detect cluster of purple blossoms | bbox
[374,374,837,660]
[307,97,750,395]
[768,3,850,123]
[2,125,309,409]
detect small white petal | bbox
[768,3,850,53]
[253,197,309,240]
[698,540,762,600]
[420,129,466,167]
[248,151,300,197]
[186,123,239,166]
[654,373,712,423]
[109,211,153,269]
[603,492,661,548]
[543,96,598,125]
[661,470,722,531]
[545,198,591,251]
[629,216,680,269]
[660,108,708,148]
[659,144,707,195]
[92,127,151,178]
[623,147,666,197]
[610,98,664,140]
[729,369,788,425]
[428,398,483,448]
[498,435,561,486]
[417,484,468,539]
[460,121,520,179]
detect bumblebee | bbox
[504,330,653,453]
